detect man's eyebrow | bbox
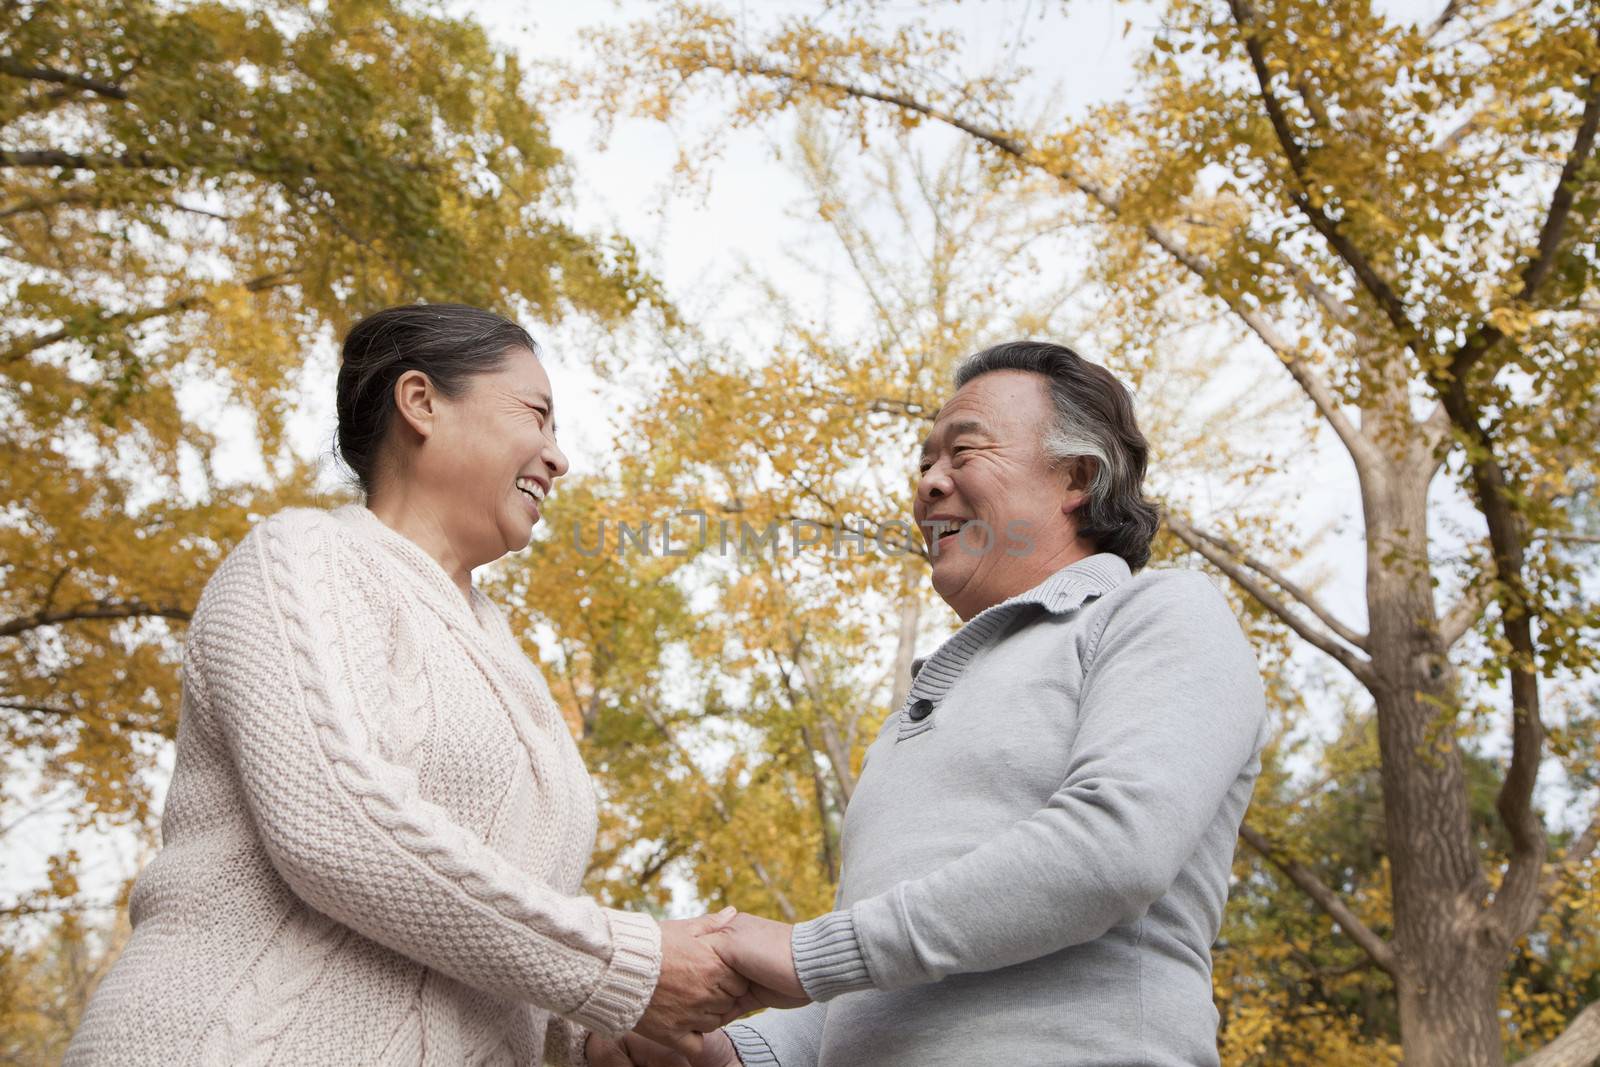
[919,417,989,459]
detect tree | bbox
[0,900,129,1066]
[586,2,1600,1063]
[1,0,652,936]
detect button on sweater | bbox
[67,504,660,1067]
[727,554,1269,1067]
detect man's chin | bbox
[929,559,978,608]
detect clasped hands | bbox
[587,910,807,1066]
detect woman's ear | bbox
[392,370,437,441]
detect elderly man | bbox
[591,340,1269,1067]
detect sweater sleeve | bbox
[186,513,659,1037]
[789,572,1268,998]
[724,1002,828,1067]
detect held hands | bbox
[589,909,810,1064]
[701,913,809,1011]
[633,909,749,1055]
[585,1029,740,1067]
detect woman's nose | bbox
[545,439,570,480]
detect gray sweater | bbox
[726,554,1268,1067]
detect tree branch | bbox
[1539,803,1600,915]
[728,60,1384,475]
[1425,0,1468,40]
[0,192,237,222]
[1228,0,1423,351]
[0,148,166,170]
[637,702,799,920]
[1,270,296,364]
[1466,69,1598,945]
[1171,517,1368,650]
[1516,999,1600,1067]
[0,601,191,639]
[1438,579,1492,647]
[1166,512,1376,687]
[1444,74,1600,386]
[1239,822,1399,976]
[1281,256,1357,329]
[0,56,130,100]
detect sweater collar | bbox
[332,503,496,633]
[1015,552,1131,616]
[909,553,1131,685]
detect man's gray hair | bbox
[954,340,1161,570]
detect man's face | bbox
[914,370,1090,620]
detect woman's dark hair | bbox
[335,303,537,495]
[954,340,1161,571]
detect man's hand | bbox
[585,1029,742,1066]
[702,913,811,1011]
[634,909,750,1055]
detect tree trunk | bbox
[1362,459,1504,1067]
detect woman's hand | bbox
[585,1028,742,1066]
[633,909,750,1055]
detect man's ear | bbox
[392,370,437,441]
[1060,457,1096,516]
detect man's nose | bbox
[917,464,951,503]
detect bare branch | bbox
[1282,257,1356,328]
[1515,999,1600,1067]
[1425,0,1468,39]
[0,193,237,222]
[0,148,165,170]
[1439,580,1492,647]
[0,601,191,639]
[1239,823,1399,976]
[1144,228,1384,474]
[0,56,129,100]
[1166,512,1376,687]
[791,649,857,807]
[1431,108,1484,154]
[1173,519,1368,650]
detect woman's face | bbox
[417,346,569,562]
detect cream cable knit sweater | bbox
[67,503,658,1066]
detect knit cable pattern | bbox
[255,513,659,1033]
[64,505,661,1066]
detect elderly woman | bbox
[68,304,750,1066]
[593,340,1270,1067]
